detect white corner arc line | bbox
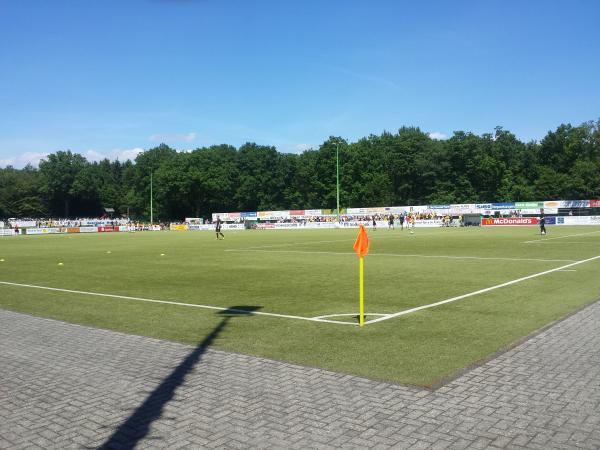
[523,230,600,244]
[0,281,355,326]
[364,255,600,325]
[312,313,389,320]
[225,249,574,263]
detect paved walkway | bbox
[1,304,599,449]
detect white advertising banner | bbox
[449,204,480,214]
[223,223,245,230]
[10,220,37,228]
[304,209,323,216]
[520,208,558,215]
[187,224,213,231]
[555,216,600,226]
[414,219,444,227]
[79,226,99,233]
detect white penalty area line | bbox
[523,230,600,244]
[364,255,600,325]
[0,281,355,326]
[225,249,574,263]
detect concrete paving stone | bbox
[3,300,600,449]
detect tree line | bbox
[1,120,599,220]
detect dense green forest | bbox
[1,120,599,220]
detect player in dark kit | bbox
[539,214,546,236]
[215,216,225,240]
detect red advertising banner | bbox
[290,210,305,216]
[590,199,600,207]
[98,226,115,232]
[482,217,538,226]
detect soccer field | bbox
[1,226,599,386]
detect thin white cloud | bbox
[116,147,145,160]
[294,143,312,153]
[0,152,49,168]
[84,147,144,162]
[0,148,144,169]
[149,132,197,143]
[428,132,448,140]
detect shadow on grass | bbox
[99,306,261,450]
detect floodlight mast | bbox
[334,140,341,223]
[150,171,153,225]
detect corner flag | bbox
[353,224,370,257]
[353,224,369,327]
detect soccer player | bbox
[399,214,405,230]
[539,214,546,235]
[372,216,377,230]
[215,216,225,240]
[388,214,395,230]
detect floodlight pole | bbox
[150,171,153,224]
[335,141,340,223]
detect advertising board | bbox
[482,217,538,226]
[555,216,600,226]
[222,223,245,230]
[559,200,590,208]
[516,202,544,209]
[490,202,516,210]
[10,220,37,228]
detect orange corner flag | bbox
[353,224,370,258]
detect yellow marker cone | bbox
[58,262,64,266]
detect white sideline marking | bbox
[364,255,600,325]
[0,281,355,326]
[523,230,600,244]
[226,249,574,263]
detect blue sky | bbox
[1,0,599,167]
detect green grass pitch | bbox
[1,226,599,387]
